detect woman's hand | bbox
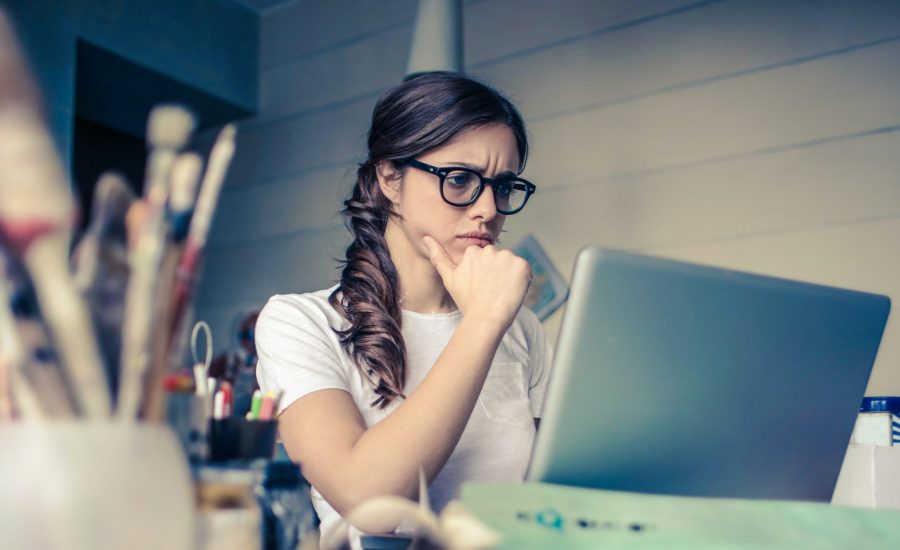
[423,235,531,330]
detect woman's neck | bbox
[397,264,457,314]
[384,223,457,314]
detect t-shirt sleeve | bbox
[255,295,351,415]
[526,312,554,418]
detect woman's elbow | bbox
[326,477,419,524]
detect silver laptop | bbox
[527,247,891,502]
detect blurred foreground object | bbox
[323,469,499,550]
[0,8,109,418]
[0,422,195,549]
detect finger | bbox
[422,236,455,283]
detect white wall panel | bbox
[198,223,349,308]
[260,24,411,122]
[465,0,698,67]
[473,0,900,121]
[261,0,417,69]
[523,38,900,191]
[225,94,375,187]
[505,129,900,265]
[210,165,353,246]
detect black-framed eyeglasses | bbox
[399,158,537,215]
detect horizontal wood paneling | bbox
[197,222,349,307]
[522,38,900,191]
[473,0,900,120]
[209,165,353,247]
[260,0,417,69]
[260,24,412,122]
[225,93,375,187]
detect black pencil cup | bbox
[208,417,278,463]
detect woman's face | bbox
[381,123,521,266]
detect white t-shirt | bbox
[255,286,553,541]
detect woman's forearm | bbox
[330,315,506,512]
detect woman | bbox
[255,72,552,540]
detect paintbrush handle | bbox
[188,125,235,248]
[139,245,183,423]
[24,237,110,418]
[168,240,200,342]
[117,227,165,421]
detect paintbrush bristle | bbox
[147,105,196,150]
[169,153,203,212]
[93,172,135,214]
[218,123,236,143]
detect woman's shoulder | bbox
[258,285,346,333]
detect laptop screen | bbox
[527,247,890,502]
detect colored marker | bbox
[249,389,262,420]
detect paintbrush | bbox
[71,172,135,399]
[0,249,80,418]
[117,105,195,421]
[163,125,236,393]
[168,153,204,243]
[140,153,203,422]
[0,259,42,420]
[0,11,109,418]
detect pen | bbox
[249,389,262,420]
[206,376,218,419]
[220,381,233,418]
[213,389,225,420]
[193,363,207,396]
[259,390,282,421]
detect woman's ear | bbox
[375,160,402,204]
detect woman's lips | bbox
[457,234,493,247]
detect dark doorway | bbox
[72,39,253,230]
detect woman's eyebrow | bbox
[445,161,517,179]
[444,160,485,171]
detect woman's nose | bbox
[468,184,497,220]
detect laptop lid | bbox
[527,247,891,502]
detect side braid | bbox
[329,162,406,408]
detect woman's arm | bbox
[279,313,504,514]
[277,239,530,521]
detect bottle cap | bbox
[859,396,900,414]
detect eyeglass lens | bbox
[442,170,528,213]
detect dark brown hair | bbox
[329,72,528,408]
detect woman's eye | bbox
[447,172,476,187]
